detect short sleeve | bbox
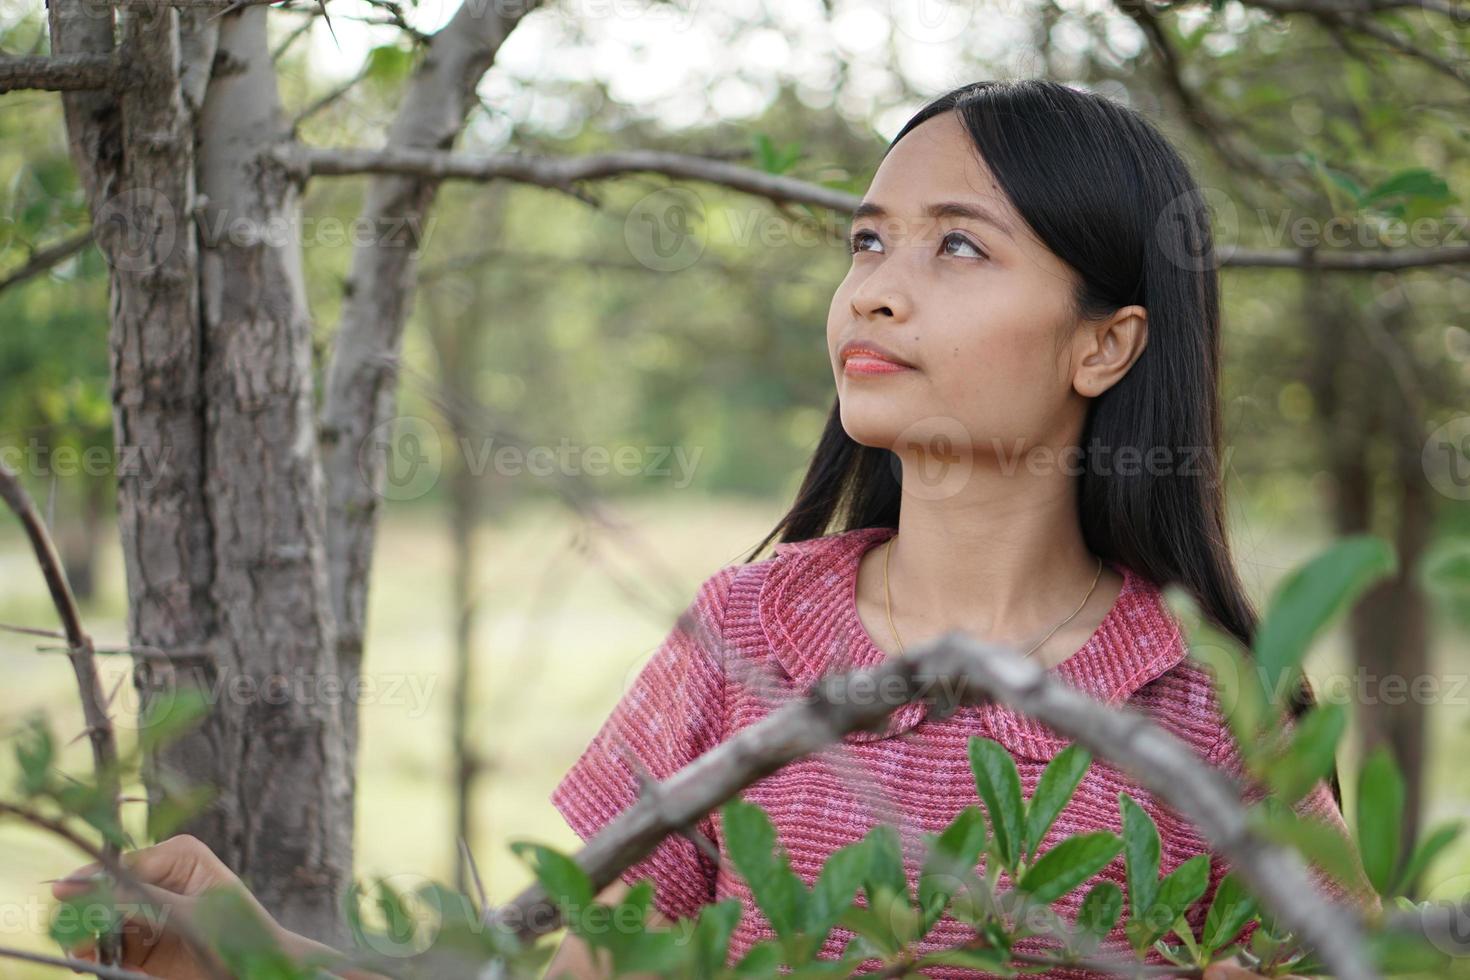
[549,563,740,922]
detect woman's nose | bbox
[850,269,912,322]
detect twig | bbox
[0,464,124,924]
[0,229,92,294]
[457,836,489,915]
[0,943,158,980]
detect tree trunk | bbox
[189,8,353,944]
[1305,269,1429,863]
[319,0,543,803]
[50,0,353,943]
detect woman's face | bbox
[827,109,1144,469]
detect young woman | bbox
[51,81,1365,979]
[545,80,1370,977]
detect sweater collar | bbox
[756,525,1188,753]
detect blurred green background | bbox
[3,0,1469,974]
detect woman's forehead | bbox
[866,112,1020,227]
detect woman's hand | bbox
[49,833,292,979]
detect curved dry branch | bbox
[288,143,1470,272]
[496,629,1385,980]
[317,0,546,802]
[0,465,120,830]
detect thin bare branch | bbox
[288,62,370,134]
[287,144,861,212]
[289,142,1470,272]
[0,53,123,93]
[0,943,158,980]
[0,229,92,294]
[1240,0,1470,90]
[1227,244,1470,269]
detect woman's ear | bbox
[1072,305,1147,398]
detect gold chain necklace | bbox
[881,536,1103,660]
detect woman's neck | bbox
[855,455,1123,667]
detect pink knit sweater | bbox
[550,526,1356,978]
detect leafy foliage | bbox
[4,534,1463,978]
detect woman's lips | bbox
[843,354,915,376]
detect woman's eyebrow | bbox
[851,200,1016,240]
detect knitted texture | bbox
[550,526,1360,978]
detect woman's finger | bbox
[51,835,234,913]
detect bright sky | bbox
[297,0,1199,146]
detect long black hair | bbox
[743,79,1339,808]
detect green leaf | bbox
[1361,167,1454,207]
[55,780,129,850]
[861,823,910,908]
[691,899,742,976]
[751,133,803,175]
[1201,872,1257,952]
[1024,744,1091,860]
[1075,880,1123,941]
[1357,745,1406,894]
[48,880,123,951]
[1128,855,1209,950]
[1016,831,1123,905]
[193,882,312,973]
[507,841,594,917]
[732,938,784,975]
[145,783,216,843]
[836,889,904,957]
[969,736,1024,871]
[806,839,870,943]
[917,806,986,935]
[1265,702,1346,806]
[1364,929,1451,973]
[1254,536,1396,705]
[1185,625,1269,766]
[363,44,414,87]
[722,797,807,941]
[1392,820,1463,897]
[1420,538,1470,601]
[375,877,418,950]
[598,883,687,976]
[1324,166,1366,205]
[14,714,55,796]
[138,687,211,756]
[1252,800,1365,896]
[1120,793,1161,924]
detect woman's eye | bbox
[848,230,881,254]
[942,232,987,259]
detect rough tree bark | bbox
[191,7,353,943]
[46,0,353,943]
[1304,268,1430,863]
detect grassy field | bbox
[0,491,1466,976]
